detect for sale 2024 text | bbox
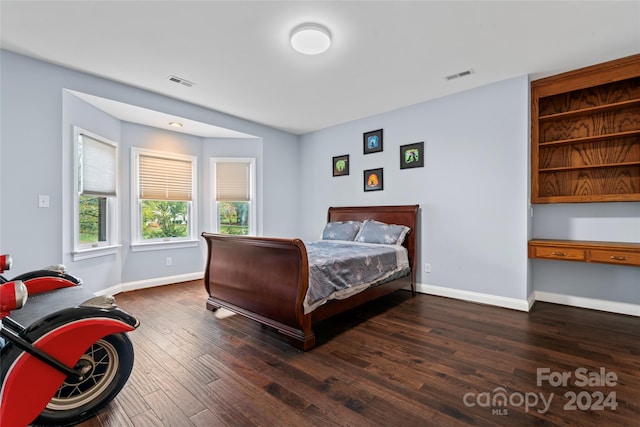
[537,367,618,412]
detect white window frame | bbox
[211,157,256,236]
[72,126,120,260]
[131,147,198,252]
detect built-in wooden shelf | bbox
[538,98,640,121]
[539,161,640,173]
[528,239,640,267]
[538,130,640,147]
[531,54,640,203]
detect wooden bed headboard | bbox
[327,205,420,276]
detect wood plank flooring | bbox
[76,280,639,426]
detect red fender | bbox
[23,276,77,295]
[0,318,135,427]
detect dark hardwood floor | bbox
[76,280,639,426]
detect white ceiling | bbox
[66,90,256,138]
[1,1,639,136]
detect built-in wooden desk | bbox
[528,239,640,267]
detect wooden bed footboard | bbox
[201,233,316,349]
[202,205,419,351]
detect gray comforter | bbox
[303,240,410,314]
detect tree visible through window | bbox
[75,128,117,251]
[219,201,249,235]
[133,148,197,244]
[213,158,255,236]
[141,200,189,239]
[79,195,106,244]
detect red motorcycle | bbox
[0,254,139,427]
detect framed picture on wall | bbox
[400,141,424,169]
[363,129,383,154]
[332,154,350,177]
[363,168,383,191]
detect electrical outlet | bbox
[424,263,431,273]
[166,257,172,266]
[38,195,50,208]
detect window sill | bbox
[130,240,199,252]
[72,245,122,261]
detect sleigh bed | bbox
[201,204,419,350]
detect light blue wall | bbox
[61,90,123,291]
[532,203,640,304]
[0,50,299,292]
[118,123,206,283]
[2,48,637,306]
[297,73,638,306]
[298,76,531,301]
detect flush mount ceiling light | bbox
[290,23,331,55]
[168,121,183,128]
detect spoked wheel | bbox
[33,333,134,427]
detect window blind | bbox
[139,155,193,201]
[79,134,117,197]
[216,162,250,201]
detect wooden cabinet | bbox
[531,54,640,203]
[528,239,640,267]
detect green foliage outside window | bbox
[219,201,249,235]
[142,200,188,239]
[79,195,102,244]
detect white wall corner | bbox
[527,291,536,312]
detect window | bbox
[132,148,198,249]
[73,127,118,257]
[211,158,256,236]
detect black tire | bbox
[33,333,134,427]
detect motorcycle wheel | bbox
[32,333,134,427]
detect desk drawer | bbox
[590,250,640,267]
[533,246,586,261]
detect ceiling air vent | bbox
[445,69,474,81]
[167,75,195,87]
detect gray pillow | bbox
[354,219,410,245]
[321,221,362,241]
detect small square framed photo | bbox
[400,141,424,169]
[332,154,349,177]
[363,129,383,154]
[363,168,383,192]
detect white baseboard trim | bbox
[95,272,204,297]
[534,291,640,317]
[95,276,638,317]
[416,283,530,312]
